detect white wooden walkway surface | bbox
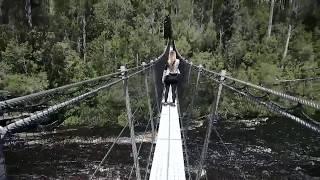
[149,89,186,180]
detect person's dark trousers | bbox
[164,82,177,103]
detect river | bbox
[4,117,320,179]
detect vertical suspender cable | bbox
[121,66,141,180]
[196,70,226,180]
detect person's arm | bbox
[175,59,180,74]
[162,69,167,84]
[176,59,180,66]
[162,64,168,83]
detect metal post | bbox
[150,60,160,116]
[121,66,141,180]
[196,70,226,180]
[187,62,193,84]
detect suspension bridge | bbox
[0,40,319,179]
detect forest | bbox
[0,0,319,126]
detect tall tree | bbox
[25,0,32,27]
[267,0,275,38]
[0,0,3,24]
[282,24,291,62]
[82,14,86,62]
[282,0,293,63]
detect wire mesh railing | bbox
[1,45,166,179]
[178,58,320,179]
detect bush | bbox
[1,73,48,96]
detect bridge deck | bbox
[149,89,186,180]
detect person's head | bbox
[168,50,176,65]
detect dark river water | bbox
[4,117,320,180]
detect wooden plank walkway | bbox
[149,89,186,180]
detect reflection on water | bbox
[4,117,320,179]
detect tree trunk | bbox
[136,53,139,67]
[211,0,214,18]
[77,38,81,53]
[191,0,194,19]
[82,15,86,62]
[200,8,204,29]
[282,25,292,64]
[25,0,32,28]
[63,30,68,40]
[23,57,28,74]
[281,0,293,69]
[49,0,55,15]
[175,0,179,15]
[114,55,117,72]
[104,42,107,59]
[219,28,223,54]
[283,24,292,60]
[0,0,3,24]
[151,12,155,34]
[267,0,275,38]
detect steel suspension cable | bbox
[4,78,116,119]
[0,71,123,111]
[204,72,320,133]
[0,58,159,113]
[1,66,153,137]
[187,62,320,110]
[1,78,123,137]
[223,83,320,133]
[300,108,320,126]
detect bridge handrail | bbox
[0,71,121,111]
[0,40,170,111]
[222,82,320,133]
[185,62,320,110]
[1,64,154,137]
[1,78,121,136]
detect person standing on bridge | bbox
[162,48,180,106]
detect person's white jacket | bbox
[162,59,180,83]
